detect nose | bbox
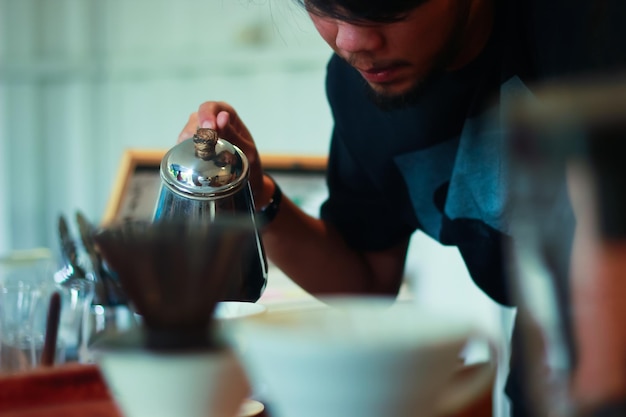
[335,22,383,53]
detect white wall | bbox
[0,82,8,254]
[0,0,332,252]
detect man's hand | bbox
[178,101,272,209]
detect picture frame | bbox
[102,148,328,224]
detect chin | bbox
[365,74,438,111]
[369,82,413,97]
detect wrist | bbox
[256,174,282,227]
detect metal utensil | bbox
[56,215,88,286]
[76,210,127,306]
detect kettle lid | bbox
[160,128,249,198]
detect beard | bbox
[363,69,444,111]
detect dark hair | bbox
[293,0,430,23]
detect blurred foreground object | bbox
[232,297,498,417]
[93,218,256,351]
[507,73,626,416]
[90,218,256,417]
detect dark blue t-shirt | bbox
[318,0,626,308]
[320,31,521,306]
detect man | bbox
[178,0,626,415]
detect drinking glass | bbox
[53,279,95,363]
[0,280,44,372]
[0,250,53,373]
[1,250,96,370]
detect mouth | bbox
[356,64,406,84]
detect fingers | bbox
[178,112,199,143]
[177,102,233,143]
[216,111,230,129]
[197,101,233,131]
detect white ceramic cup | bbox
[235,296,498,417]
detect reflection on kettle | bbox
[152,128,268,302]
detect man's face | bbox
[308,0,467,104]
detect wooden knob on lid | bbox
[193,128,219,160]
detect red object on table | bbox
[0,364,122,417]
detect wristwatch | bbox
[257,174,282,227]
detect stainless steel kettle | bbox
[152,128,267,302]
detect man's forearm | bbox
[260,196,407,296]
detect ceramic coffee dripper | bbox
[91,218,256,417]
[92,330,249,417]
[233,296,498,417]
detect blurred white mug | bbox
[235,296,498,417]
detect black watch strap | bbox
[257,174,283,227]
